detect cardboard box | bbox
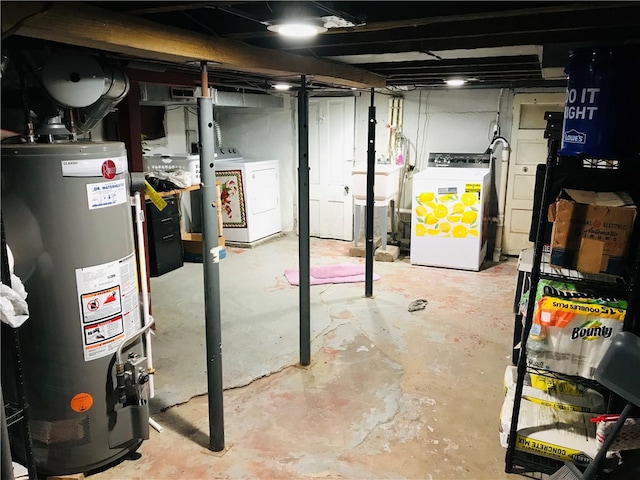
[548,189,636,275]
[182,233,225,254]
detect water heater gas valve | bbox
[117,353,150,404]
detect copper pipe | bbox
[201,62,209,97]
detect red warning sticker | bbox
[101,159,116,179]
[80,286,122,324]
[70,392,94,413]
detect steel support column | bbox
[298,75,311,365]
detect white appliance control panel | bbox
[428,152,491,167]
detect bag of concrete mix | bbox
[499,390,599,465]
[503,365,606,413]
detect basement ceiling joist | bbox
[0,1,386,89]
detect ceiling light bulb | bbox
[445,79,467,87]
[267,22,327,37]
[273,83,291,91]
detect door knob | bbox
[522,166,528,173]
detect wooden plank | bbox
[47,474,85,480]
[1,2,385,89]
[157,185,200,198]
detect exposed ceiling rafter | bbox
[1,1,386,89]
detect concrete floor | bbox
[86,234,524,479]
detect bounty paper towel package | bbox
[526,287,626,379]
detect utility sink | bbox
[351,163,402,201]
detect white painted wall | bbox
[402,89,504,171]
[143,106,189,154]
[354,92,394,166]
[215,99,297,233]
[143,87,565,236]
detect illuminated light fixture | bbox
[267,20,327,37]
[445,78,467,87]
[273,83,292,91]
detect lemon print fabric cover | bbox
[414,191,479,238]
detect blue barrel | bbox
[560,46,640,160]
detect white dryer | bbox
[215,158,281,244]
[410,153,492,271]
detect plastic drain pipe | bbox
[132,189,155,398]
[490,137,511,262]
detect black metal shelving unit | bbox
[504,115,640,475]
[1,218,38,480]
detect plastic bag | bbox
[145,169,192,190]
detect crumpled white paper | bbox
[1,245,29,328]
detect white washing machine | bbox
[410,153,492,271]
[215,158,281,244]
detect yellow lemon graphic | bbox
[419,192,435,203]
[468,229,479,237]
[425,213,438,225]
[427,228,439,236]
[462,211,478,224]
[425,201,437,210]
[453,225,467,238]
[416,223,427,236]
[461,192,477,206]
[440,222,451,233]
[415,205,427,217]
[452,202,465,214]
[439,194,454,202]
[434,204,448,219]
[447,214,462,223]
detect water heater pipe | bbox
[489,137,511,262]
[71,64,129,134]
[115,315,155,367]
[41,50,130,135]
[133,191,155,398]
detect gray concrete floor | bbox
[88,234,523,479]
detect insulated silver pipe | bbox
[73,64,129,133]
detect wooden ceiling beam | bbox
[1,1,386,89]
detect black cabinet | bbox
[146,195,183,277]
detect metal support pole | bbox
[365,89,376,297]
[197,61,224,451]
[298,75,311,366]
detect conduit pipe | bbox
[488,136,511,262]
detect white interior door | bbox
[503,93,565,256]
[308,97,355,240]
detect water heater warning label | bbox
[81,286,121,323]
[75,254,141,362]
[70,393,94,413]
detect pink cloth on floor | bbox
[284,264,380,286]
